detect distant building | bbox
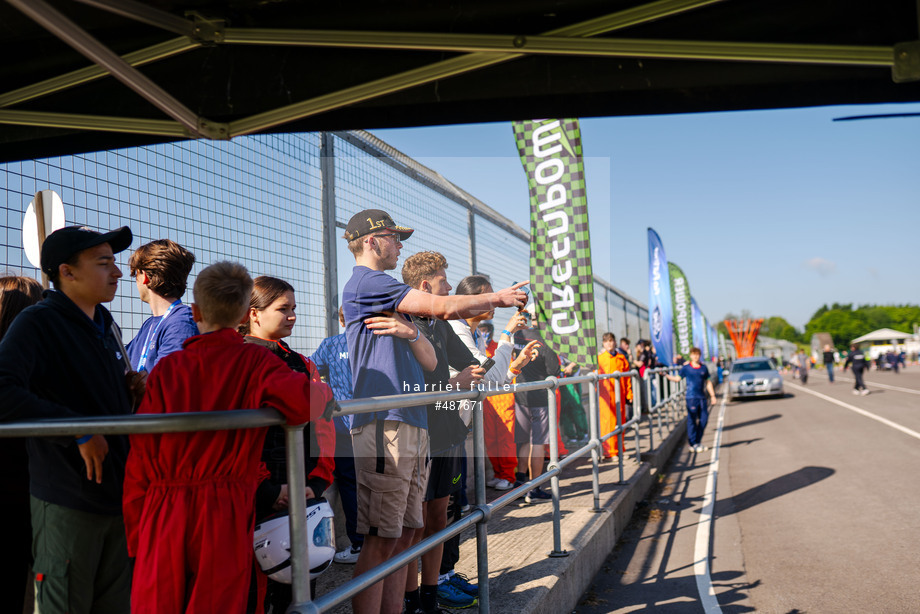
[851,328,918,361]
[810,332,835,359]
[759,335,797,366]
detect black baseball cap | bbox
[40,225,133,276]
[343,209,414,242]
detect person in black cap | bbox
[342,208,528,614]
[0,224,140,614]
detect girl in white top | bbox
[447,275,541,386]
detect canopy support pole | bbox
[7,0,226,138]
[222,29,894,68]
[0,38,199,109]
[228,0,732,135]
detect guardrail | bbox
[0,366,685,613]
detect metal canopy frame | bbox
[2,0,918,140]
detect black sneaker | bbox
[524,487,552,504]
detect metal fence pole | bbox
[471,394,491,613]
[546,378,568,557]
[283,424,312,612]
[665,374,673,427]
[614,378,624,484]
[631,374,641,462]
[319,132,339,340]
[644,373,655,451]
[588,374,602,512]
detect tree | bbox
[802,304,920,349]
[761,316,801,343]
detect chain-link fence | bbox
[0,129,647,356]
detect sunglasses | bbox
[369,232,401,242]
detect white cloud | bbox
[803,257,836,277]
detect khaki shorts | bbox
[352,420,430,539]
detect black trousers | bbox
[439,494,463,575]
[853,368,866,390]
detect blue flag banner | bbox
[710,326,720,359]
[647,228,674,366]
[691,296,704,352]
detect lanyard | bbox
[137,299,181,371]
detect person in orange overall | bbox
[478,322,518,490]
[598,332,632,460]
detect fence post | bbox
[588,373,602,513]
[644,372,655,451]
[614,378,624,484]
[468,209,477,275]
[283,424,312,611]
[546,378,568,557]
[471,392,490,612]
[631,373,641,462]
[320,132,339,340]
[665,373,673,428]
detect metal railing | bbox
[0,366,685,614]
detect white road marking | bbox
[694,393,726,614]
[786,381,920,442]
[817,373,920,396]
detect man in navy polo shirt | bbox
[342,209,528,614]
[667,346,717,453]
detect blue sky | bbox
[372,102,920,330]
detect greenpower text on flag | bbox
[669,262,692,360]
[513,118,597,368]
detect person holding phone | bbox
[397,252,487,611]
[448,275,538,386]
[511,303,561,503]
[341,210,527,614]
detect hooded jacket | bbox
[0,289,132,515]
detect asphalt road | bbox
[575,367,920,613]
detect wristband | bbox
[509,367,522,376]
[75,435,93,445]
[501,329,512,337]
[407,327,421,344]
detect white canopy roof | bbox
[851,328,912,344]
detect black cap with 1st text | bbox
[343,209,414,242]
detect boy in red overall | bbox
[123,262,333,614]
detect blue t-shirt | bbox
[343,266,426,429]
[310,333,354,433]
[126,303,198,371]
[679,363,710,399]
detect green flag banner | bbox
[513,118,597,368]
[669,261,692,360]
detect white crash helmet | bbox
[253,498,335,582]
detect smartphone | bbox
[480,357,496,373]
[512,281,531,313]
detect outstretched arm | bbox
[397,282,529,320]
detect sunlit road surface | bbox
[576,368,920,613]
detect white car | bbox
[728,357,784,401]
